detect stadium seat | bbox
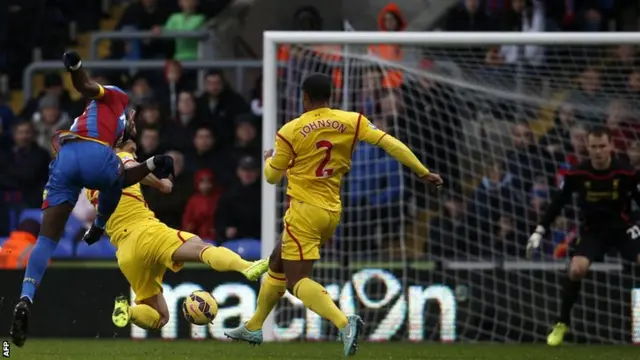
[18,209,42,224]
[75,236,116,258]
[221,238,261,260]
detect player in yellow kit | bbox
[90,140,269,331]
[225,73,443,356]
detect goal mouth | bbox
[262,32,640,344]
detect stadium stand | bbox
[0,0,637,263]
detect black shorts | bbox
[573,227,640,262]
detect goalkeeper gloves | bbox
[63,51,82,72]
[526,225,545,259]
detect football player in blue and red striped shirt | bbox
[9,51,176,348]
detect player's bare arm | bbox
[116,141,172,193]
[123,159,173,194]
[63,51,102,99]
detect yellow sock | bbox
[199,246,252,272]
[130,304,161,330]
[245,269,287,331]
[293,278,348,329]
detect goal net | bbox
[261,32,640,344]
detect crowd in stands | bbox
[1,0,638,265]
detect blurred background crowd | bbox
[1,0,639,267]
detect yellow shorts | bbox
[282,199,340,261]
[116,222,195,303]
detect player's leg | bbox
[280,202,362,356]
[115,292,170,330]
[11,150,80,347]
[81,145,125,242]
[547,231,602,346]
[245,245,286,330]
[225,244,285,344]
[170,233,268,280]
[113,239,168,330]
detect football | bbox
[182,290,218,325]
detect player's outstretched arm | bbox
[123,155,175,188]
[122,158,173,193]
[526,175,575,258]
[63,51,103,99]
[356,115,441,187]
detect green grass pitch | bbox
[5,340,640,360]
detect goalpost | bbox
[261,31,640,343]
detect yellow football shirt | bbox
[264,108,430,212]
[86,151,159,246]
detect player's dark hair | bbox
[588,125,612,140]
[115,139,136,150]
[302,73,332,103]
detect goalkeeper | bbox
[526,126,640,346]
[224,73,443,356]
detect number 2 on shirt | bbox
[315,140,334,177]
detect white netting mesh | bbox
[267,39,640,343]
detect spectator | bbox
[214,156,261,242]
[540,102,577,156]
[345,117,403,252]
[136,102,166,134]
[166,91,204,152]
[359,67,383,117]
[137,127,163,161]
[428,194,468,258]
[606,98,638,153]
[627,69,640,112]
[0,92,16,143]
[444,0,490,63]
[20,72,73,119]
[158,60,194,118]
[31,95,72,156]
[468,160,523,256]
[402,64,462,191]
[115,0,171,59]
[162,0,206,61]
[566,66,608,124]
[230,114,261,164]
[128,74,155,106]
[555,125,588,186]
[578,0,608,32]
[182,168,221,240]
[493,0,545,66]
[197,71,249,149]
[605,45,638,88]
[145,150,192,228]
[444,0,490,31]
[369,3,406,88]
[504,121,555,192]
[250,75,263,118]
[0,219,40,269]
[527,175,550,228]
[0,121,50,208]
[492,214,525,258]
[626,141,640,169]
[188,125,234,186]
